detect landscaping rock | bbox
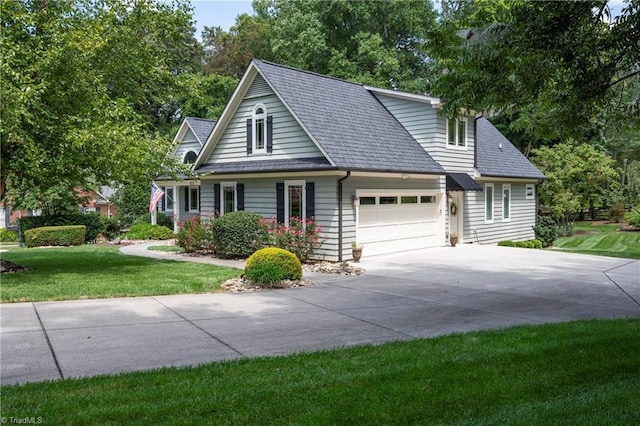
[221,276,314,293]
[0,259,30,273]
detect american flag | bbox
[149,183,164,213]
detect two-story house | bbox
[154,60,544,261]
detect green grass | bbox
[2,319,639,424]
[553,222,640,259]
[0,245,240,302]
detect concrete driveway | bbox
[1,244,638,385]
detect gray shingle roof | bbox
[195,157,334,174]
[253,60,444,175]
[185,117,216,145]
[475,117,545,180]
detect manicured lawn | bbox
[0,245,241,302]
[553,222,640,259]
[2,319,639,424]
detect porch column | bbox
[172,184,179,232]
[151,208,157,225]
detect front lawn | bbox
[0,245,241,302]
[552,221,640,259]
[2,319,639,424]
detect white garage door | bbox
[357,193,441,256]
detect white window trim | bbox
[485,183,494,224]
[162,186,174,212]
[525,184,535,200]
[446,117,467,150]
[502,184,511,222]
[284,180,306,226]
[220,182,237,215]
[252,104,267,154]
[188,186,199,213]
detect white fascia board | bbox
[364,86,442,107]
[194,63,259,168]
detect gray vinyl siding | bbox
[201,175,340,261]
[375,94,475,174]
[173,129,201,162]
[464,182,536,244]
[206,77,323,164]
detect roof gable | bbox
[185,117,216,146]
[196,60,444,175]
[475,117,545,180]
[254,60,444,175]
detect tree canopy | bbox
[1,0,200,210]
[431,0,640,142]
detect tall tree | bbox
[1,0,199,210]
[532,142,620,225]
[202,13,273,78]
[430,0,640,142]
[250,0,438,92]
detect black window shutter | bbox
[276,182,285,223]
[198,187,201,211]
[266,115,273,153]
[237,183,245,211]
[246,118,252,155]
[184,187,189,211]
[214,183,221,215]
[305,182,315,219]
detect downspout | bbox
[337,171,351,262]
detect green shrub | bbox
[626,206,640,227]
[20,213,103,243]
[532,216,558,247]
[0,228,18,242]
[24,225,85,247]
[176,216,204,253]
[497,240,516,247]
[523,241,535,248]
[607,203,627,223]
[132,212,174,229]
[212,211,265,258]
[127,223,174,240]
[244,247,303,285]
[532,239,543,249]
[557,222,575,237]
[101,217,121,241]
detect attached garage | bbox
[356,191,443,256]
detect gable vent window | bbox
[183,151,197,164]
[447,118,467,149]
[247,104,273,155]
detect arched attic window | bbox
[184,151,197,164]
[253,104,267,152]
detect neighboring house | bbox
[154,60,544,261]
[0,186,117,228]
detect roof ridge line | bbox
[253,59,367,88]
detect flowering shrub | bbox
[176,216,204,253]
[260,216,324,262]
[176,216,215,253]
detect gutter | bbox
[337,171,351,262]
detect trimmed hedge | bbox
[497,239,543,249]
[212,211,265,259]
[244,247,303,285]
[24,225,86,247]
[20,213,103,243]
